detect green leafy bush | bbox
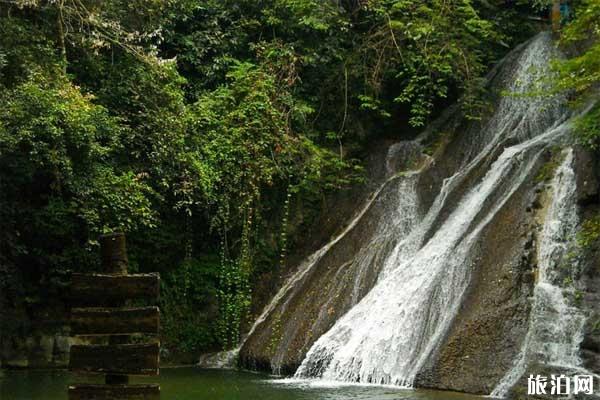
[160,256,220,354]
[552,0,600,150]
[0,74,155,261]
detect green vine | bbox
[268,313,283,357]
[278,182,292,272]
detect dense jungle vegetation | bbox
[0,0,598,360]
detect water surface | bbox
[0,367,482,400]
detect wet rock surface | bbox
[414,161,539,394]
[573,146,600,378]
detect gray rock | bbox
[573,146,599,205]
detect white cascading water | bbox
[199,159,424,369]
[490,150,588,398]
[293,32,580,387]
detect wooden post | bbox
[552,0,561,33]
[69,232,160,399]
[100,233,129,275]
[102,233,130,385]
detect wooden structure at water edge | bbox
[68,233,160,400]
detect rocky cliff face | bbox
[575,148,600,377]
[238,33,600,396]
[416,145,600,395]
[499,147,600,400]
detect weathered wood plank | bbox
[70,273,160,305]
[69,343,159,375]
[68,384,159,400]
[71,307,159,336]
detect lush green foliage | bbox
[160,256,220,355]
[553,0,600,149]
[356,0,505,126]
[0,72,155,262]
[0,0,545,355]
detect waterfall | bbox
[200,156,426,369]
[293,32,576,386]
[490,150,588,398]
[231,31,591,395]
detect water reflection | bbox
[0,368,482,400]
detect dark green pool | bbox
[0,368,482,400]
